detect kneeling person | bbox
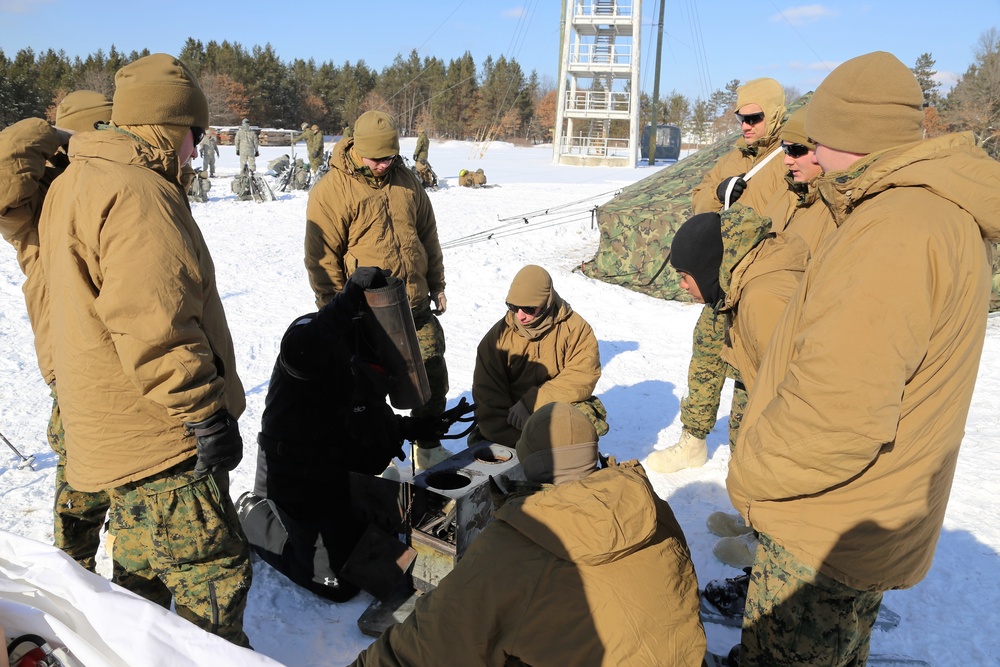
[238,268,469,602]
[472,265,607,447]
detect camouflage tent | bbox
[582,94,1000,312]
[579,131,738,303]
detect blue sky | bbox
[2,0,998,101]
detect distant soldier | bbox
[342,124,353,139]
[186,167,212,203]
[199,128,219,177]
[305,125,325,173]
[458,168,487,188]
[413,129,429,163]
[234,118,258,173]
[411,129,437,189]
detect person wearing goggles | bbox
[471,265,608,448]
[650,78,791,477]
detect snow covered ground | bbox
[1,136,998,665]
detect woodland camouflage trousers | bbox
[48,388,110,572]
[680,304,730,439]
[107,460,253,647]
[741,533,882,666]
[410,303,450,450]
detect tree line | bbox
[639,29,1000,160]
[2,30,998,159]
[0,39,556,143]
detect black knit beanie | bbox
[670,212,724,305]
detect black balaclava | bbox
[670,212,724,306]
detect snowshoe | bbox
[700,566,903,634]
[703,566,751,618]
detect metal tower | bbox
[553,0,643,167]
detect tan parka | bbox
[0,118,66,384]
[473,294,601,446]
[729,132,1000,591]
[691,133,789,216]
[305,140,444,310]
[38,128,245,492]
[720,177,836,391]
[351,461,707,667]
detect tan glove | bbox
[432,291,447,315]
[506,400,531,431]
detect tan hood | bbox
[498,462,660,566]
[824,132,1000,243]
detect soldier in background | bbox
[0,90,113,572]
[457,168,487,188]
[199,128,219,177]
[234,118,258,173]
[186,167,212,203]
[411,129,437,189]
[413,129,429,164]
[646,78,787,475]
[294,122,325,174]
[304,110,451,471]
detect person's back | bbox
[413,130,428,163]
[350,403,706,666]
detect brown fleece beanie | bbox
[806,51,923,154]
[55,91,112,133]
[780,105,814,149]
[111,53,209,129]
[506,265,552,309]
[353,110,400,158]
[736,77,786,137]
[516,402,599,485]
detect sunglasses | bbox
[781,143,810,158]
[735,112,766,126]
[371,155,396,164]
[191,126,206,145]
[506,303,538,316]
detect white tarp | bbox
[0,530,283,667]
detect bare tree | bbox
[945,28,1000,158]
[76,68,114,98]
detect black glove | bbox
[185,409,243,477]
[716,175,747,205]
[397,397,476,442]
[254,150,259,157]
